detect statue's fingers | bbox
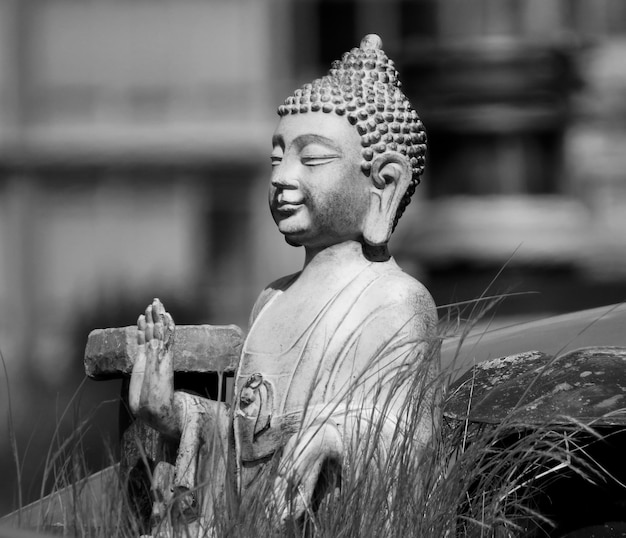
[154,319,164,341]
[137,315,146,346]
[160,313,174,351]
[144,304,154,339]
[164,312,175,334]
[152,298,164,323]
[145,320,154,343]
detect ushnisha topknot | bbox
[277,34,427,229]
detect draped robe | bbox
[232,256,439,491]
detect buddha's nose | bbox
[271,164,299,189]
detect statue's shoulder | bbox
[265,271,301,293]
[366,262,438,332]
[248,271,301,326]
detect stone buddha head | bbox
[270,34,426,252]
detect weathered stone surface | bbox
[84,324,243,379]
[445,346,626,426]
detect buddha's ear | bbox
[362,152,412,246]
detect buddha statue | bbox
[129,34,439,534]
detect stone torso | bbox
[233,253,437,471]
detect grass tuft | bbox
[4,295,624,537]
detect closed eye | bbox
[301,155,339,166]
[270,155,282,166]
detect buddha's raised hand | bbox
[129,298,178,437]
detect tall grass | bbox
[1,346,23,517]
[0,365,141,536]
[4,297,622,537]
[197,297,613,538]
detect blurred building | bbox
[1,0,626,513]
[0,0,299,512]
[389,0,626,322]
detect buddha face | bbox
[269,113,369,249]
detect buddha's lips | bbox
[276,194,304,212]
[276,202,303,214]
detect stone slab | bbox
[84,324,243,379]
[445,346,626,426]
[0,465,120,534]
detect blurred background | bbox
[1,0,626,515]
